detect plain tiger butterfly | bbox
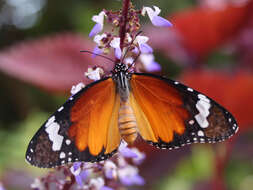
[26,62,238,168]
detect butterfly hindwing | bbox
[26,77,121,168]
[130,73,238,149]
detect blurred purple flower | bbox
[89,11,106,37]
[132,46,139,54]
[101,186,114,190]
[140,54,161,72]
[0,183,5,190]
[104,160,117,179]
[119,147,138,158]
[92,46,103,58]
[70,162,89,187]
[118,166,145,186]
[131,148,146,165]
[142,6,173,27]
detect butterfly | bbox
[25,62,238,168]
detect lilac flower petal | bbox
[75,175,83,187]
[89,23,102,37]
[120,176,133,186]
[139,43,153,53]
[119,147,138,158]
[115,47,122,59]
[101,186,114,190]
[80,170,89,181]
[145,61,161,72]
[105,169,114,179]
[132,46,139,54]
[152,16,173,27]
[73,162,82,171]
[132,175,145,185]
[92,46,103,58]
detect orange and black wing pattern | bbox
[130,73,238,149]
[26,77,120,168]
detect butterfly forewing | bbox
[26,77,121,168]
[130,73,238,149]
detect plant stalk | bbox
[119,0,130,51]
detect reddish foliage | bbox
[148,1,253,63]
[180,70,253,131]
[172,2,253,58]
[0,33,114,93]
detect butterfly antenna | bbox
[80,50,115,63]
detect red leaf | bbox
[180,69,253,131]
[0,33,114,92]
[148,1,253,63]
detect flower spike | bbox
[142,6,173,27]
[89,11,106,37]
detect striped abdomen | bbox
[118,100,138,144]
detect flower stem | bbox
[119,0,130,51]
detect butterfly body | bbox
[118,99,138,144]
[26,63,238,168]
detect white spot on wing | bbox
[189,120,194,125]
[45,116,55,128]
[187,88,193,92]
[194,94,211,128]
[58,106,64,112]
[45,122,64,151]
[66,139,71,145]
[60,152,66,159]
[197,130,204,137]
[174,81,179,85]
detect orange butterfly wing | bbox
[69,78,120,156]
[130,73,238,149]
[130,74,189,143]
[26,77,121,168]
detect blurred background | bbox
[0,0,253,189]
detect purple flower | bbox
[90,177,105,189]
[89,11,106,37]
[101,186,114,190]
[70,163,89,187]
[132,46,139,54]
[104,160,117,179]
[92,46,103,58]
[140,54,161,72]
[130,148,146,165]
[135,36,153,54]
[142,6,172,27]
[119,146,138,159]
[110,37,122,59]
[118,165,145,186]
